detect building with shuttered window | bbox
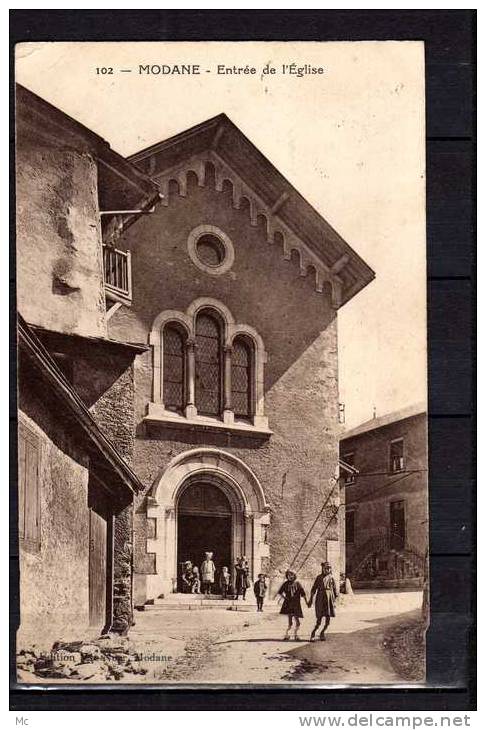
[15,85,159,643]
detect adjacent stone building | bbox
[18,316,146,643]
[340,404,428,589]
[105,114,375,603]
[15,84,159,642]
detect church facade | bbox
[106,114,375,604]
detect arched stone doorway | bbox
[143,448,270,599]
[177,480,233,592]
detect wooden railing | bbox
[102,245,132,302]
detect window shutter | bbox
[18,423,40,552]
[18,430,27,540]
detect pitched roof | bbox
[31,323,149,355]
[15,84,160,213]
[341,402,427,441]
[18,316,145,497]
[129,114,375,307]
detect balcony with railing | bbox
[103,245,132,304]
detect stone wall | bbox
[16,115,106,338]
[108,173,341,596]
[111,504,134,634]
[77,347,136,631]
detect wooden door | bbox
[89,508,107,628]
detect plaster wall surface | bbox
[18,380,90,647]
[16,123,106,338]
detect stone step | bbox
[139,599,275,613]
[159,597,256,608]
[140,593,277,612]
[153,594,258,604]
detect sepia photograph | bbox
[14,40,428,687]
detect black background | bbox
[9,9,476,713]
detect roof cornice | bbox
[129,114,375,307]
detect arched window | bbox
[195,311,222,416]
[150,299,269,432]
[231,336,253,420]
[163,324,186,413]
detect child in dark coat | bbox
[277,570,307,641]
[253,573,267,612]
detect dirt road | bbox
[131,590,423,685]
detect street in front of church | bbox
[126,590,424,685]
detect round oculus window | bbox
[187,225,235,276]
[195,234,226,268]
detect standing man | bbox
[234,556,250,601]
[308,562,338,641]
[201,551,216,595]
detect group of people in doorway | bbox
[180,553,340,641]
[180,551,220,595]
[181,553,258,601]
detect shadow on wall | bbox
[18,355,88,471]
[134,420,270,451]
[34,329,136,409]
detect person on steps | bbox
[219,566,231,599]
[200,551,216,595]
[234,556,250,601]
[191,565,201,594]
[181,561,193,593]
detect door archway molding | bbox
[145,448,270,598]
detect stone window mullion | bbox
[185,338,197,419]
[223,344,233,424]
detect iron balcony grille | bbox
[102,245,132,303]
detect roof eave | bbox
[16,83,159,209]
[18,316,145,496]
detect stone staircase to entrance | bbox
[139,593,278,613]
